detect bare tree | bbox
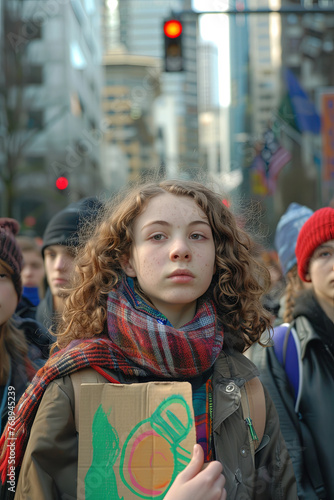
[0,0,67,218]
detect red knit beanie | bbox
[295,207,334,282]
[0,218,23,298]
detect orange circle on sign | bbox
[129,432,174,492]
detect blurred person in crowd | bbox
[36,197,103,335]
[259,248,285,324]
[0,180,296,500]
[15,236,45,319]
[0,219,49,435]
[249,207,334,499]
[274,202,314,323]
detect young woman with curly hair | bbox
[0,180,296,500]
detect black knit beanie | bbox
[42,197,103,256]
[0,218,23,298]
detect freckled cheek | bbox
[140,256,162,275]
[194,250,215,270]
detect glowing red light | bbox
[164,19,182,38]
[222,199,230,208]
[56,176,69,190]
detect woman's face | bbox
[122,193,216,328]
[307,239,334,308]
[0,263,17,326]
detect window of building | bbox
[23,65,43,84]
[71,0,85,26]
[27,110,43,129]
[25,156,45,169]
[70,41,87,69]
[84,0,96,14]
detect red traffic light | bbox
[164,19,182,38]
[56,176,69,190]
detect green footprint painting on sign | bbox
[85,404,123,500]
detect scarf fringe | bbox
[0,420,26,484]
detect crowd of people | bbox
[0,178,333,499]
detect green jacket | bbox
[14,349,297,500]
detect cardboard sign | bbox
[77,381,196,500]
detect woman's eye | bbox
[190,233,203,240]
[314,249,333,259]
[152,234,165,241]
[320,251,331,258]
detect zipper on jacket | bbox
[208,377,215,460]
[324,344,334,362]
[245,416,259,442]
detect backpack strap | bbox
[273,322,303,412]
[71,366,120,432]
[240,376,266,464]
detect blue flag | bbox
[285,69,321,134]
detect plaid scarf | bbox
[107,277,224,378]
[0,278,223,483]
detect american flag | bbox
[258,128,291,193]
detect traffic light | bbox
[56,176,69,190]
[163,18,183,72]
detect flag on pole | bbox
[285,69,321,134]
[250,128,291,195]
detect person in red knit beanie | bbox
[296,206,334,282]
[293,207,334,498]
[250,206,334,499]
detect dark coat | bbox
[15,296,37,321]
[13,315,53,369]
[0,315,52,435]
[249,291,334,499]
[35,288,58,341]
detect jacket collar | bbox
[214,348,259,382]
[294,316,324,359]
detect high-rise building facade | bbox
[102,0,202,181]
[101,49,161,189]
[0,0,103,229]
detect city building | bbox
[280,0,334,207]
[101,0,202,181]
[101,48,161,189]
[0,0,103,232]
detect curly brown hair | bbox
[54,180,272,353]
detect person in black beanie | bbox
[36,197,103,335]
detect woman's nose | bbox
[169,239,191,261]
